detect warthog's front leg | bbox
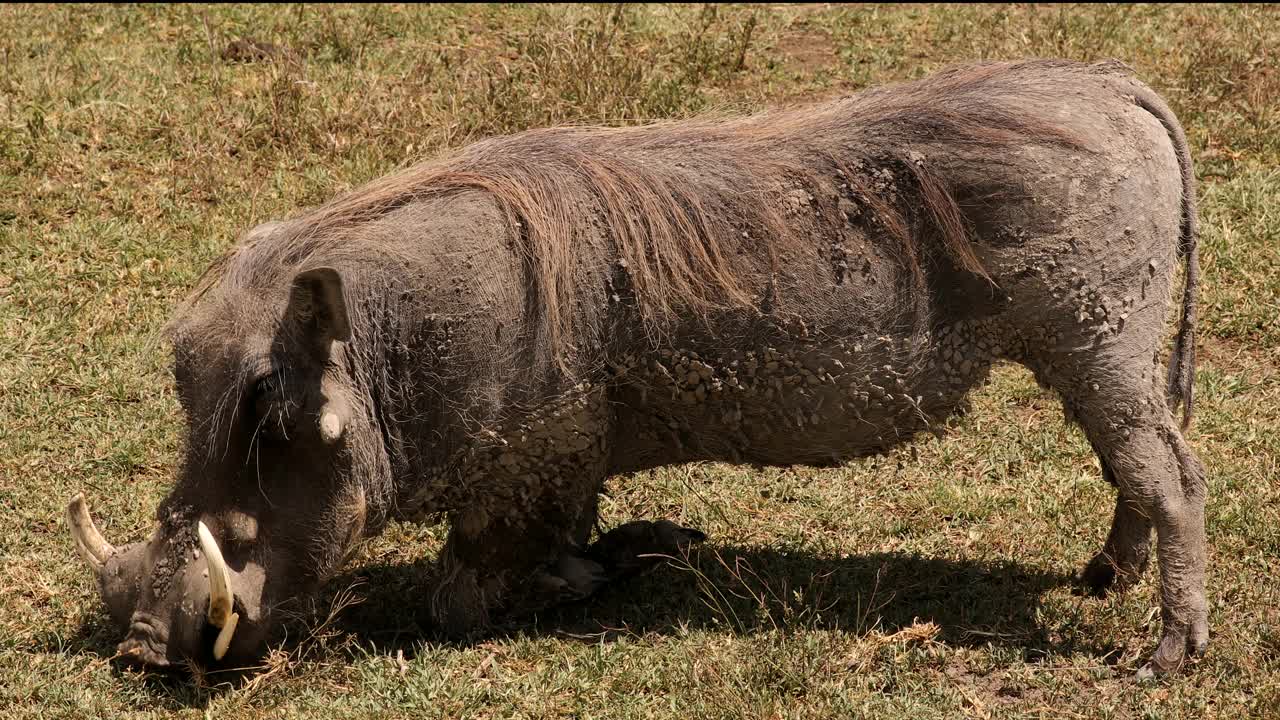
[586,519,706,581]
[429,387,618,634]
[429,498,601,636]
[517,519,706,611]
[430,507,706,635]
[512,519,707,613]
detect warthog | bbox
[69,59,1206,678]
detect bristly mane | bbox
[189,60,1089,360]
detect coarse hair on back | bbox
[192,59,1091,364]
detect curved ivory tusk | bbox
[196,521,235,629]
[212,612,239,661]
[67,493,115,571]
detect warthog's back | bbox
[595,60,1187,471]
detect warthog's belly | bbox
[607,317,1008,471]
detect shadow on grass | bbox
[326,545,1089,660]
[31,613,241,710]
[47,544,1090,708]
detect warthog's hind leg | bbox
[1050,358,1209,678]
[1080,454,1154,596]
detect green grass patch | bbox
[2,4,1278,718]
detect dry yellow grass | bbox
[1,4,1278,718]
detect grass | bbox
[1,3,1278,718]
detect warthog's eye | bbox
[252,374,279,404]
[250,373,295,439]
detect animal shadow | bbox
[47,544,1088,707]
[325,545,1088,661]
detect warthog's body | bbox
[72,59,1206,677]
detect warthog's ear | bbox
[288,267,351,348]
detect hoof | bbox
[1079,554,1117,597]
[588,519,706,581]
[1079,551,1146,598]
[1137,620,1209,680]
[547,553,609,601]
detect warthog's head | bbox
[70,252,388,670]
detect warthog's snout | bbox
[68,494,268,669]
[116,615,173,670]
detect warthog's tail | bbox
[1126,80,1199,430]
